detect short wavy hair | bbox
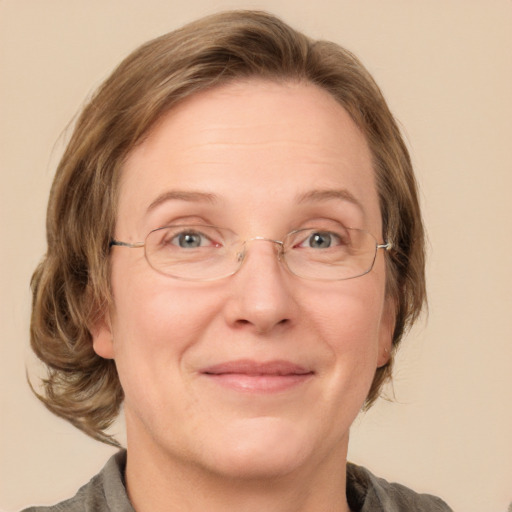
[30,10,425,445]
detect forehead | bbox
[118,79,381,236]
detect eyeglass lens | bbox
[144,225,380,281]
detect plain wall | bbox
[1,1,511,511]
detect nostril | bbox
[233,317,290,333]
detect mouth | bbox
[200,359,314,393]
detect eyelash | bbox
[149,212,357,248]
[156,224,352,252]
[166,230,220,248]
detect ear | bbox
[90,311,115,360]
[377,297,395,368]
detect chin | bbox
[193,417,326,480]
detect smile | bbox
[200,359,315,393]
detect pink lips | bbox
[201,360,314,393]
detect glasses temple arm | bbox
[109,240,145,248]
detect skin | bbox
[93,79,393,512]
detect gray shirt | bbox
[22,451,452,511]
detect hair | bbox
[30,10,425,445]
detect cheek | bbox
[108,281,227,440]
[311,278,384,341]
[108,269,221,385]
[307,277,385,379]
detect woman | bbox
[26,10,452,512]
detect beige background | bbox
[1,1,511,511]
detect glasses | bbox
[110,224,392,281]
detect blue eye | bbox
[173,231,206,248]
[302,231,342,249]
[170,229,223,249]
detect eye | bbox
[173,231,207,248]
[168,229,220,249]
[150,225,224,250]
[297,230,344,249]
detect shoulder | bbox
[20,451,133,512]
[21,476,105,512]
[346,462,453,512]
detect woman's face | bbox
[93,79,393,479]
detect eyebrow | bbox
[296,188,364,212]
[147,190,218,213]
[146,187,364,214]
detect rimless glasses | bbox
[110,224,392,281]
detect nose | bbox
[223,238,298,335]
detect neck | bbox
[124,432,351,512]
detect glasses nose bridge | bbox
[247,236,285,255]
[248,235,284,246]
[236,236,285,267]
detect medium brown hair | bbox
[30,10,425,445]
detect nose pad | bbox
[225,238,295,334]
[236,248,246,264]
[233,238,284,276]
[275,242,285,263]
[238,238,286,273]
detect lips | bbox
[200,359,314,393]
